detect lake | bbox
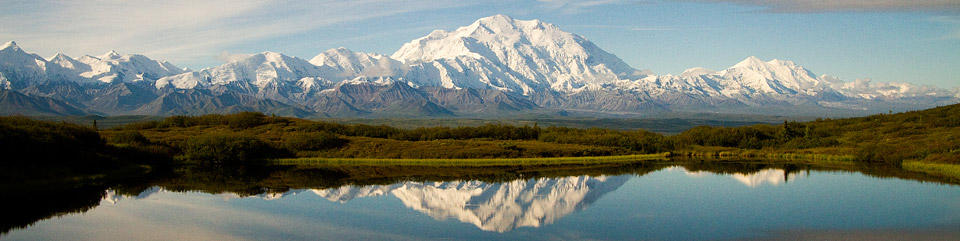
[3,162,959,240]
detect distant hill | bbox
[0,90,86,116]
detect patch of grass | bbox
[304,137,632,159]
[902,161,960,182]
[672,146,857,165]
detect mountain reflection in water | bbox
[6,162,960,240]
[99,167,810,233]
[105,175,630,232]
[316,176,629,232]
[681,167,806,187]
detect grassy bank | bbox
[274,153,669,167]
[902,161,960,183]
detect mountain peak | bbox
[224,51,287,63]
[49,52,71,61]
[470,14,552,34]
[258,51,296,63]
[259,51,284,56]
[768,58,798,67]
[731,56,804,70]
[681,67,716,76]
[393,15,569,63]
[720,56,826,95]
[733,56,765,68]
[1,41,18,51]
[324,47,354,55]
[101,50,121,59]
[310,47,403,79]
[315,47,388,60]
[475,14,515,25]
[391,14,641,93]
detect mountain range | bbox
[2,15,957,117]
[103,168,803,232]
[106,175,631,232]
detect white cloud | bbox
[631,27,677,31]
[928,15,960,40]
[217,52,254,63]
[566,24,718,32]
[536,0,642,13]
[673,0,960,12]
[0,0,474,67]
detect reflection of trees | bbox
[6,160,960,237]
[2,185,107,234]
[150,163,667,197]
[1,166,171,235]
[673,159,958,186]
[678,162,805,176]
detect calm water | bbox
[4,165,960,240]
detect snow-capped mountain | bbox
[0,41,50,89]
[718,56,826,96]
[636,56,851,108]
[73,50,186,83]
[626,56,956,112]
[1,40,185,87]
[310,47,405,80]
[156,51,328,90]
[394,14,642,94]
[0,15,957,117]
[301,175,629,232]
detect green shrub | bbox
[0,117,104,164]
[160,115,192,128]
[181,132,283,165]
[127,112,271,130]
[282,131,347,152]
[105,130,150,145]
[855,143,904,163]
[225,112,267,129]
[0,116,126,178]
[119,120,160,130]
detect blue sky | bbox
[1,0,958,87]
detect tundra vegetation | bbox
[2,103,959,182]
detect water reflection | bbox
[100,166,809,233]
[102,186,165,205]
[107,176,630,232]
[100,167,809,234]
[314,176,628,232]
[682,167,806,187]
[6,161,960,239]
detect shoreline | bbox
[273,152,960,183]
[273,153,670,166]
